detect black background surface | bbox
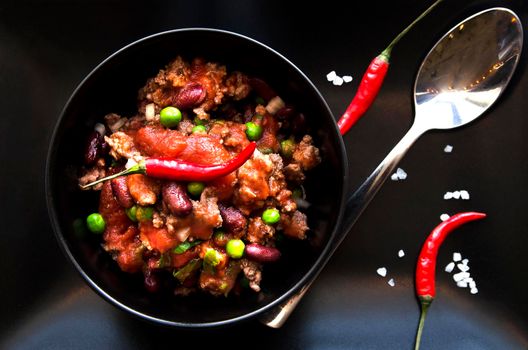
[1,0,527,349]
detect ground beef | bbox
[292,135,321,171]
[78,159,106,190]
[190,189,222,240]
[240,259,262,292]
[247,217,275,245]
[127,174,160,206]
[105,131,142,161]
[281,210,309,240]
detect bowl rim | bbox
[45,27,349,328]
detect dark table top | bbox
[1,0,527,349]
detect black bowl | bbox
[46,28,348,327]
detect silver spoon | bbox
[260,7,523,328]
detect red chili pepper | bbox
[414,211,486,350]
[81,141,256,189]
[337,0,444,135]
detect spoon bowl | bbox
[261,7,523,328]
[414,8,523,131]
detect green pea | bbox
[160,106,182,128]
[280,138,296,158]
[136,206,153,221]
[245,122,263,141]
[204,248,222,267]
[192,125,207,134]
[262,208,280,225]
[255,97,266,105]
[86,213,105,234]
[126,206,138,222]
[187,182,205,197]
[226,239,245,259]
[193,116,205,125]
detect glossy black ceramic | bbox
[46,28,348,327]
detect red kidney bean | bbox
[275,106,296,120]
[84,131,102,165]
[218,204,247,234]
[249,77,277,102]
[144,269,160,293]
[245,243,281,263]
[162,182,193,216]
[110,176,134,208]
[292,112,307,136]
[174,82,206,110]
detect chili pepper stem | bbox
[383,0,445,58]
[80,162,145,189]
[414,299,431,350]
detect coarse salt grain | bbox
[457,263,470,272]
[343,75,353,83]
[444,145,453,153]
[388,278,395,287]
[470,288,478,294]
[456,280,468,288]
[333,76,344,86]
[390,173,399,181]
[376,267,387,277]
[440,213,450,221]
[453,252,462,262]
[462,258,469,265]
[444,192,454,200]
[460,190,470,200]
[469,280,477,289]
[452,191,461,199]
[396,167,407,180]
[453,271,470,282]
[398,249,405,258]
[326,71,337,82]
[445,262,455,273]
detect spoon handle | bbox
[259,122,428,328]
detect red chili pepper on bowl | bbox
[337,0,444,135]
[414,211,487,350]
[80,141,256,189]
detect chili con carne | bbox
[81,141,256,189]
[414,211,486,350]
[337,0,444,135]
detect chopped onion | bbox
[265,96,285,115]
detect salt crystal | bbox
[376,267,387,277]
[444,145,453,153]
[343,75,353,83]
[390,173,399,181]
[444,192,454,200]
[326,71,337,82]
[445,262,455,273]
[453,252,462,262]
[452,191,461,199]
[440,213,450,221]
[469,280,476,289]
[470,288,478,294]
[398,249,405,258]
[457,263,470,272]
[388,278,395,287]
[460,190,470,200]
[333,76,344,86]
[462,258,469,265]
[396,167,407,180]
[456,280,468,288]
[453,271,470,282]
